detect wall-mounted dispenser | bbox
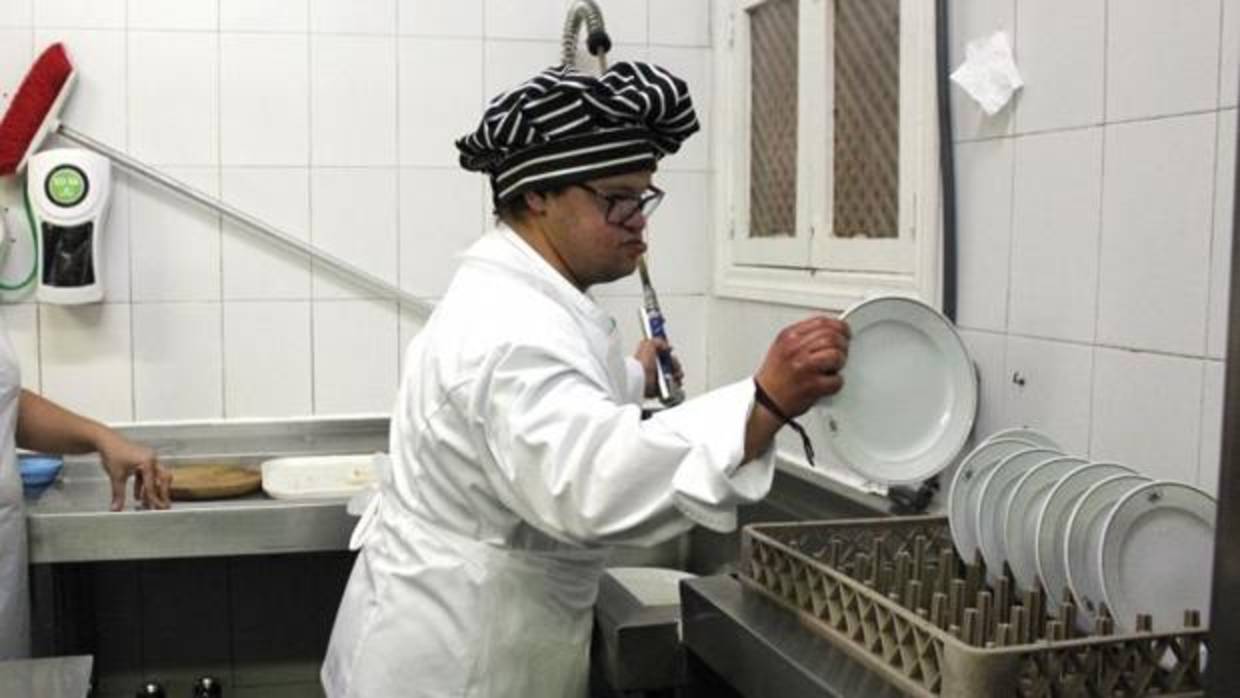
[26,148,110,304]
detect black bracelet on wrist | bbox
[753,379,816,468]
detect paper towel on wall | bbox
[950,31,1023,116]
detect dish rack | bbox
[739,516,1207,697]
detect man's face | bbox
[540,171,657,288]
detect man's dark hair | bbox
[493,186,567,225]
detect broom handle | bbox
[57,125,436,318]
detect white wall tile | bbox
[220,34,310,167]
[310,0,396,35]
[1005,336,1094,456]
[648,46,711,172]
[643,170,710,295]
[128,0,217,31]
[594,0,648,46]
[310,36,397,166]
[220,167,311,300]
[223,301,312,418]
[0,304,38,391]
[399,0,482,37]
[484,39,561,100]
[399,167,483,297]
[958,329,1007,442]
[1014,0,1103,133]
[313,299,398,414]
[1098,114,1214,355]
[310,168,399,299]
[34,0,124,29]
[1106,0,1221,121]
[130,167,221,302]
[1208,110,1235,358]
[484,0,564,40]
[1223,0,1239,107]
[650,0,710,47]
[39,304,133,422]
[704,297,818,390]
[220,0,308,33]
[0,0,31,27]
[128,32,219,166]
[1009,128,1102,342]
[33,31,127,149]
[948,0,1015,141]
[132,302,223,420]
[954,139,1012,332]
[398,38,483,167]
[1090,347,1202,482]
[0,31,32,114]
[1198,360,1224,494]
[101,172,132,302]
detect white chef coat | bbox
[321,226,775,697]
[0,316,26,660]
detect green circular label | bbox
[46,165,88,207]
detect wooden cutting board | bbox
[169,465,262,501]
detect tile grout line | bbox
[306,0,317,416]
[217,3,227,419]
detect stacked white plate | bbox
[947,429,1217,633]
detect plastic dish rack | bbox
[739,516,1207,697]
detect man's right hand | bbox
[754,315,851,419]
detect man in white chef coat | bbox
[322,61,849,697]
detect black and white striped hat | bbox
[457,61,700,205]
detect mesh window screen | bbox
[748,0,798,239]
[833,0,900,239]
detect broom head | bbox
[0,42,75,177]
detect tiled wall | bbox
[707,0,1234,496]
[0,0,715,422]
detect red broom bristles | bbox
[0,43,74,176]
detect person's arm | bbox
[16,390,171,511]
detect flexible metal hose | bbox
[561,0,612,70]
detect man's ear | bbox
[524,190,549,215]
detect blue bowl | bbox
[19,453,63,492]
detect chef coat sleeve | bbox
[622,356,646,405]
[472,342,776,547]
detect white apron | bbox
[0,318,26,659]
[322,228,774,697]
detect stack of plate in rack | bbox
[947,428,1217,634]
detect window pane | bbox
[748,0,798,239]
[833,0,899,239]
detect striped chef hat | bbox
[457,61,700,205]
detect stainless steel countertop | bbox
[0,655,92,698]
[681,575,903,698]
[25,417,389,564]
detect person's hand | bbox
[754,315,850,419]
[96,431,171,511]
[634,338,684,398]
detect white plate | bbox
[948,438,1038,563]
[974,447,1063,581]
[261,454,378,500]
[1034,462,1132,613]
[981,427,1060,451]
[1002,455,1088,592]
[813,296,977,485]
[1063,473,1150,632]
[1099,481,1216,633]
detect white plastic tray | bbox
[261,454,379,500]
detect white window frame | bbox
[714,0,942,312]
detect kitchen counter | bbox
[24,417,389,563]
[0,655,92,698]
[681,575,903,698]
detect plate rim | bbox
[948,436,1038,563]
[1062,472,1150,626]
[973,445,1062,579]
[1097,479,1216,632]
[820,295,978,485]
[1002,454,1089,591]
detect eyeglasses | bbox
[573,183,665,225]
